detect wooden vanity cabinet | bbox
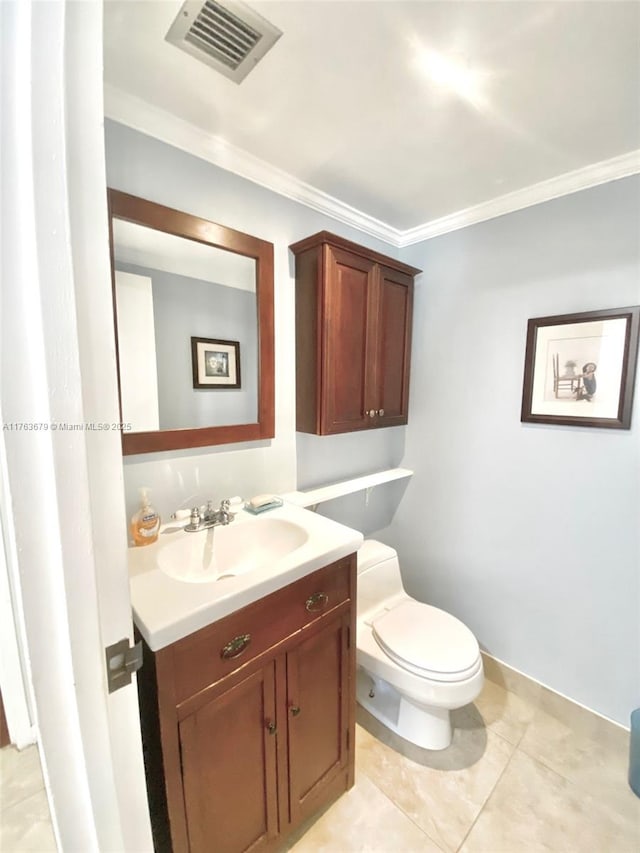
[290,231,420,435]
[136,555,356,853]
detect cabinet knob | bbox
[379,408,384,416]
[290,705,301,717]
[220,633,251,660]
[367,409,376,418]
[266,721,277,735]
[305,592,329,612]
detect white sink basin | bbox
[157,518,309,583]
[128,501,363,651]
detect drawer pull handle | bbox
[266,721,277,735]
[305,592,329,613]
[290,705,301,717]
[221,633,251,660]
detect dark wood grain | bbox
[139,554,357,852]
[180,663,279,853]
[171,558,351,705]
[294,248,321,433]
[289,230,421,276]
[323,246,374,433]
[291,232,419,435]
[377,265,414,426]
[287,613,350,825]
[107,189,275,454]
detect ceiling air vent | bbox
[166,0,282,83]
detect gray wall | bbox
[116,261,257,428]
[105,120,403,524]
[392,177,640,726]
[106,119,639,725]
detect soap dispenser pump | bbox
[130,487,161,546]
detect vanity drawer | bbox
[170,555,354,704]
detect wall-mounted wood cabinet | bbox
[137,555,356,853]
[290,232,420,435]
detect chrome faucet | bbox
[185,499,234,532]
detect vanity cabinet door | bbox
[179,662,279,853]
[286,612,352,826]
[138,554,357,853]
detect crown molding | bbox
[103,85,403,245]
[104,86,640,249]
[398,149,640,246]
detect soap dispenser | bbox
[130,487,161,546]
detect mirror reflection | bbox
[107,189,275,455]
[112,219,258,432]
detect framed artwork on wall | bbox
[521,306,640,429]
[191,337,241,389]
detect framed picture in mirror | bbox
[191,337,241,389]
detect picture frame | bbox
[521,306,640,429]
[191,337,241,389]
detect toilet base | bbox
[356,668,453,750]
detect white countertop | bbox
[129,502,363,651]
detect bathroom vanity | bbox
[130,504,362,852]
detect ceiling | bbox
[103,1,640,245]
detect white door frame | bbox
[1,1,152,849]
[0,435,36,750]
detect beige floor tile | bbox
[483,654,628,752]
[518,707,640,825]
[355,710,515,852]
[284,771,443,852]
[535,689,630,753]
[0,745,46,813]
[0,787,57,852]
[456,679,536,746]
[460,749,640,853]
[481,655,544,709]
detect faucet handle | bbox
[190,506,201,526]
[218,498,233,524]
[170,508,191,521]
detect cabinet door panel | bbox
[323,247,376,433]
[287,615,349,824]
[377,266,413,424]
[179,663,278,853]
[292,232,418,435]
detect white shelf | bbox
[281,467,413,508]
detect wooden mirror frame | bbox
[107,189,275,455]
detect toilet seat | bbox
[371,600,481,683]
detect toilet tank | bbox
[357,540,405,619]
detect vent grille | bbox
[166,0,282,83]
[186,1,261,70]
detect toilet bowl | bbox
[356,540,484,750]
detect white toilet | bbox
[356,540,484,750]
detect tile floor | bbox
[2,672,639,852]
[287,673,640,853]
[0,740,56,852]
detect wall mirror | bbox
[107,189,274,454]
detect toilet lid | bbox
[372,600,480,682]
